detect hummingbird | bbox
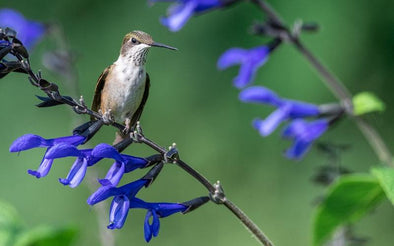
[91,30,177,143]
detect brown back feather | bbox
[91,65,113,121]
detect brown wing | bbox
[91,65,113,121]
[129,73,150,127]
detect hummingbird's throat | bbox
[121,44,150,66]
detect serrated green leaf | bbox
[14,226,77,246]
[353,92,385,115]
[372,167,394,205]
[313,174,385,246]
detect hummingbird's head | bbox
[120,30,177,65]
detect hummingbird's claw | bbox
[100,109,114,125]
[164,143,179,164]
[130,130,142,143]
[136,121,143,135]
[129,121,145,143]
[122,118,131,135]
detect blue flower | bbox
[87,179,148,206]
[91,143,149,186]
[87,179,149,229]
[282,119,328,160]
[150,0,222,32]
[44,144,101,187]
[9,134,86,178]
[239,86,320,136]
[130,198,187,242]
[0,9,45,49]
[218,46,270,88]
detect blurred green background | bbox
[1,0,394,245]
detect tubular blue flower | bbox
[0,8,45,49]
[129,198,188,242]
[87,179,149,229]
[45,144,102,188]
[239,86,320,136]
[91,143,149,186]
[282,119,329,160]
[9,134,86,178]
[87,179,148,206]
[150,0,222,32]
[217,46,270,88]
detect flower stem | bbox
[252,0,393,166]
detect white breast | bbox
[106,55,146,123]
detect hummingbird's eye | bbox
[131,38,137,44]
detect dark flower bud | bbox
[182,196,210,214]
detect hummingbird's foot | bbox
[122,118,131,135]
[100,109,114,125]
[164,143,179,164]
[129,122,144,142]
[135,121,143,135]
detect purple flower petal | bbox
[9,134,45,152]
[193,0,222,12]
[160,1,196,32]
[27,157,53,178]
[122,155,148,172]
[282,119,329,160]
[101,161,125,186]
[143,210,160,242]
[239,86,282,106]
[87,185,119,206]
[91,143,123,161]
[118,179,148,198]
[285,139,312,160]
[154,203,188,217]
[253,105,291,136]
[0,8,45,49]
[9,134,85,152]
[87,179,148,206]
[108,195,130,230]
[218,46,270,88]
[286,100,320,118]
[152,211,160,237]
[51,135,86,146]
[144,210,154,242]
[59,158,88,188]
[233,61,256,88]
[45,143,82,159]
[217,48,248,70]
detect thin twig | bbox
[224,199,274,246]
[252,0,393,166]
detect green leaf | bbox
[0,201,24,246]
[372,167,394,205]
[14,226,77,246]
[313,174,385,246]
[353,92,385,115]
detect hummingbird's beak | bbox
[151,42,178,51]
